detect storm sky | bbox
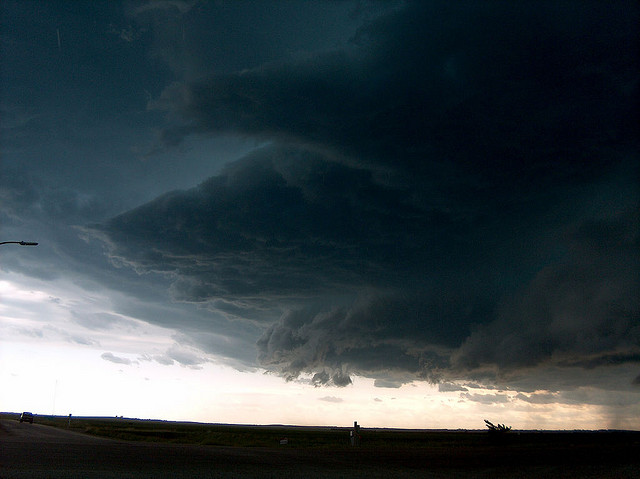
[1,1,639,428]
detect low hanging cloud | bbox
[101,352,133,366]
[255,293,454,386]
[97,148,638,389]
[137,344,209,369]
[139,353,174,366]
[166,344,208,369]
[515,392,559,405]
[72,311,139,331]
[461,393,511,405]
[452,210,640,373]
[94,1,639,391]
[438,383,469,393]
[100,146,458,300]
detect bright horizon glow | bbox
[2,278,638,431]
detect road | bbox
[0,419,396,479]
[1,419,307,479]
[2,419,640,478]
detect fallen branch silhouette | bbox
[484,419,512,434]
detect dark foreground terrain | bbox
[1,414,639,478]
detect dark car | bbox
[19,412,34,423]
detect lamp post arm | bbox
[0,241,39,246]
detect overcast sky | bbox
[1,0,639,429]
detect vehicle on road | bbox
[19,412,33,424]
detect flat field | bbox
[2,412,639,478]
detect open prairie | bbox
[2,413,639,478]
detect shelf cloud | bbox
[92,2,639,391]
[3,0,637,409]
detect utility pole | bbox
[350,421,361,446]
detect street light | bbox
[0,241,39,246]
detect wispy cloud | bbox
[461,393,511,405]
[438,383,468,393]
[101,352,134,366]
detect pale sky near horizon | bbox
[1,0,639,430]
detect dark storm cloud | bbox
[0,166,111,232]
[96,1,639,390]
[127,0,376,81]
[99,146,638,387]
[452,209,640,373]
[153,2,637,181]
[256,292,455,385]
[101,145,452,297]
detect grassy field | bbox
[2,411,639,451]
[4,412,640,477]
[2,411,475,447]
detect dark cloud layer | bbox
[154,2,637,183]
[454,210,640,372]
[88,1,639,389]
